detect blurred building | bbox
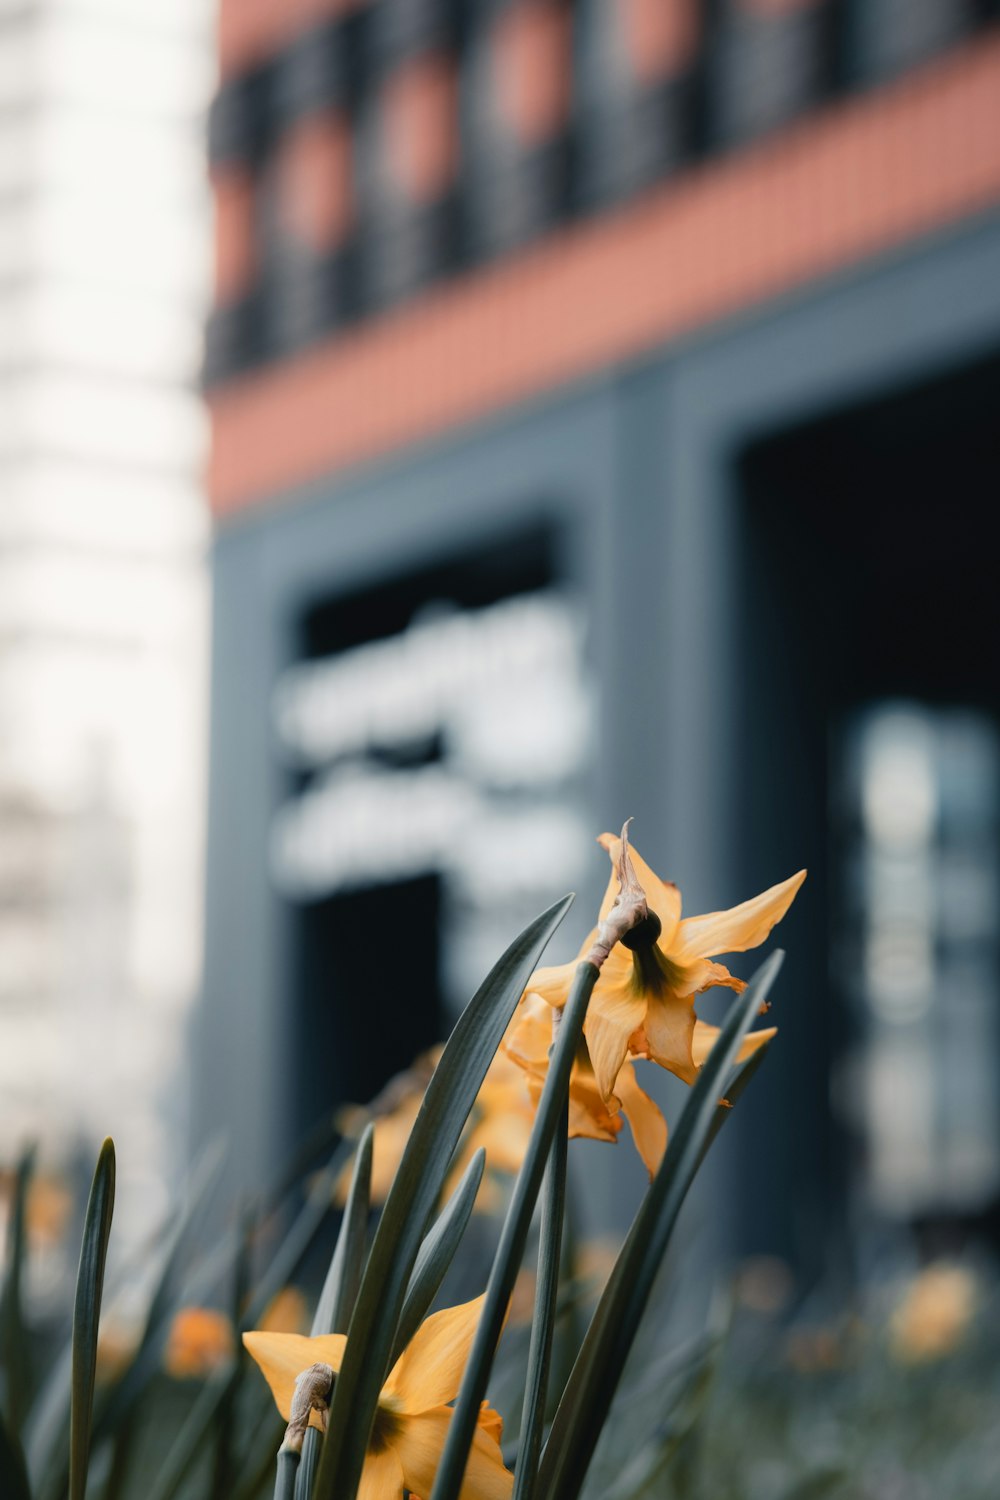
[0,0,212,1255]
[198,1,1000,1271]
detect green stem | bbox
[512,1092,568,1500]
[429,961,597,1500]
[274,1446,300,1500]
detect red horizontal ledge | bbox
[210,35,1000,519]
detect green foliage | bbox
[312,893,573,1500]
[71,1139,116,1500]
[2,891,796,1500]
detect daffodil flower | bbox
[244,1294,512,1500]
[502,993,668,1177]
[528,835,803,1098]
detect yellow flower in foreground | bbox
[502,993,668,1178]
[244,1294,512,1500]
[528,834,803,1098]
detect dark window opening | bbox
[288,523,561,1142]
[735,347,1000,1272]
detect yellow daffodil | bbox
[244,1294,512,1500]
[502,993,668,1178]
[528,834,803,1098]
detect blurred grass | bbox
[662,1293,1000,1500]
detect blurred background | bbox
[3,0,1000,1305]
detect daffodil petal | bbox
[691,1020,777,1069]
[615,1063,668,1177]
[466,1113,533,1175]
[672,871,806,962]
[502,994,552,1075]
[597,834,682,943]
[584,965,647,1100]
[567,1071,622,1143]
[395,1407,513,1500]
[242,1330,346,1426]
[637,992,699,1085]
[383,1295,485,1413]
[526,953,588,1010]
[357,1443,405,1500]
[478,1400,504,1445]
[670,956,745,998]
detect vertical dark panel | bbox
[734,348,1000,1274]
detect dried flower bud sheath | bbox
[584,820,650,970]
[280,1362,334,1455]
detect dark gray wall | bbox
[195,209,1000,1266]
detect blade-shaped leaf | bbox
[27,1142,226,1500]
[94,1139,226,1440]
[313,894,573,1500]
[143,1138,351,1500]
[389,1146,486,1368]
[320,1122,373,1337]
[69,1138,116,1500]
[430,960,596,1500]
[538,951,784,1500]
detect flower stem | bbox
[273,1447,300,1500]
[512,1089,568,1500]
[429,960,598,1500]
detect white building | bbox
[0,0,213,1253]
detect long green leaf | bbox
[0,1406,30,1500]
[313,894,573,1500]
[69,1138,116,1500]
[94,1139,226,1443]
[0,1144,34,1441]
[538,950,784,1500]
[389,1147,486,1369]
[602,1336,720,1500]
[430,960,597,1500]
[26,1141,227,1500]
[320,1122,373,1336]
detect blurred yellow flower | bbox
[244,1294,512,1499]
[502,993,667,1178]
[96,1318,139,1384]
[0,1168,73,1250]
[335,1049,442,1206]
[259,1285,309,1334]
[889,1263,976,1365]
[165,1306,235,1380]
[337,1046,537,1215]
[528,834,802,1098]
[445,1049,535,1211]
